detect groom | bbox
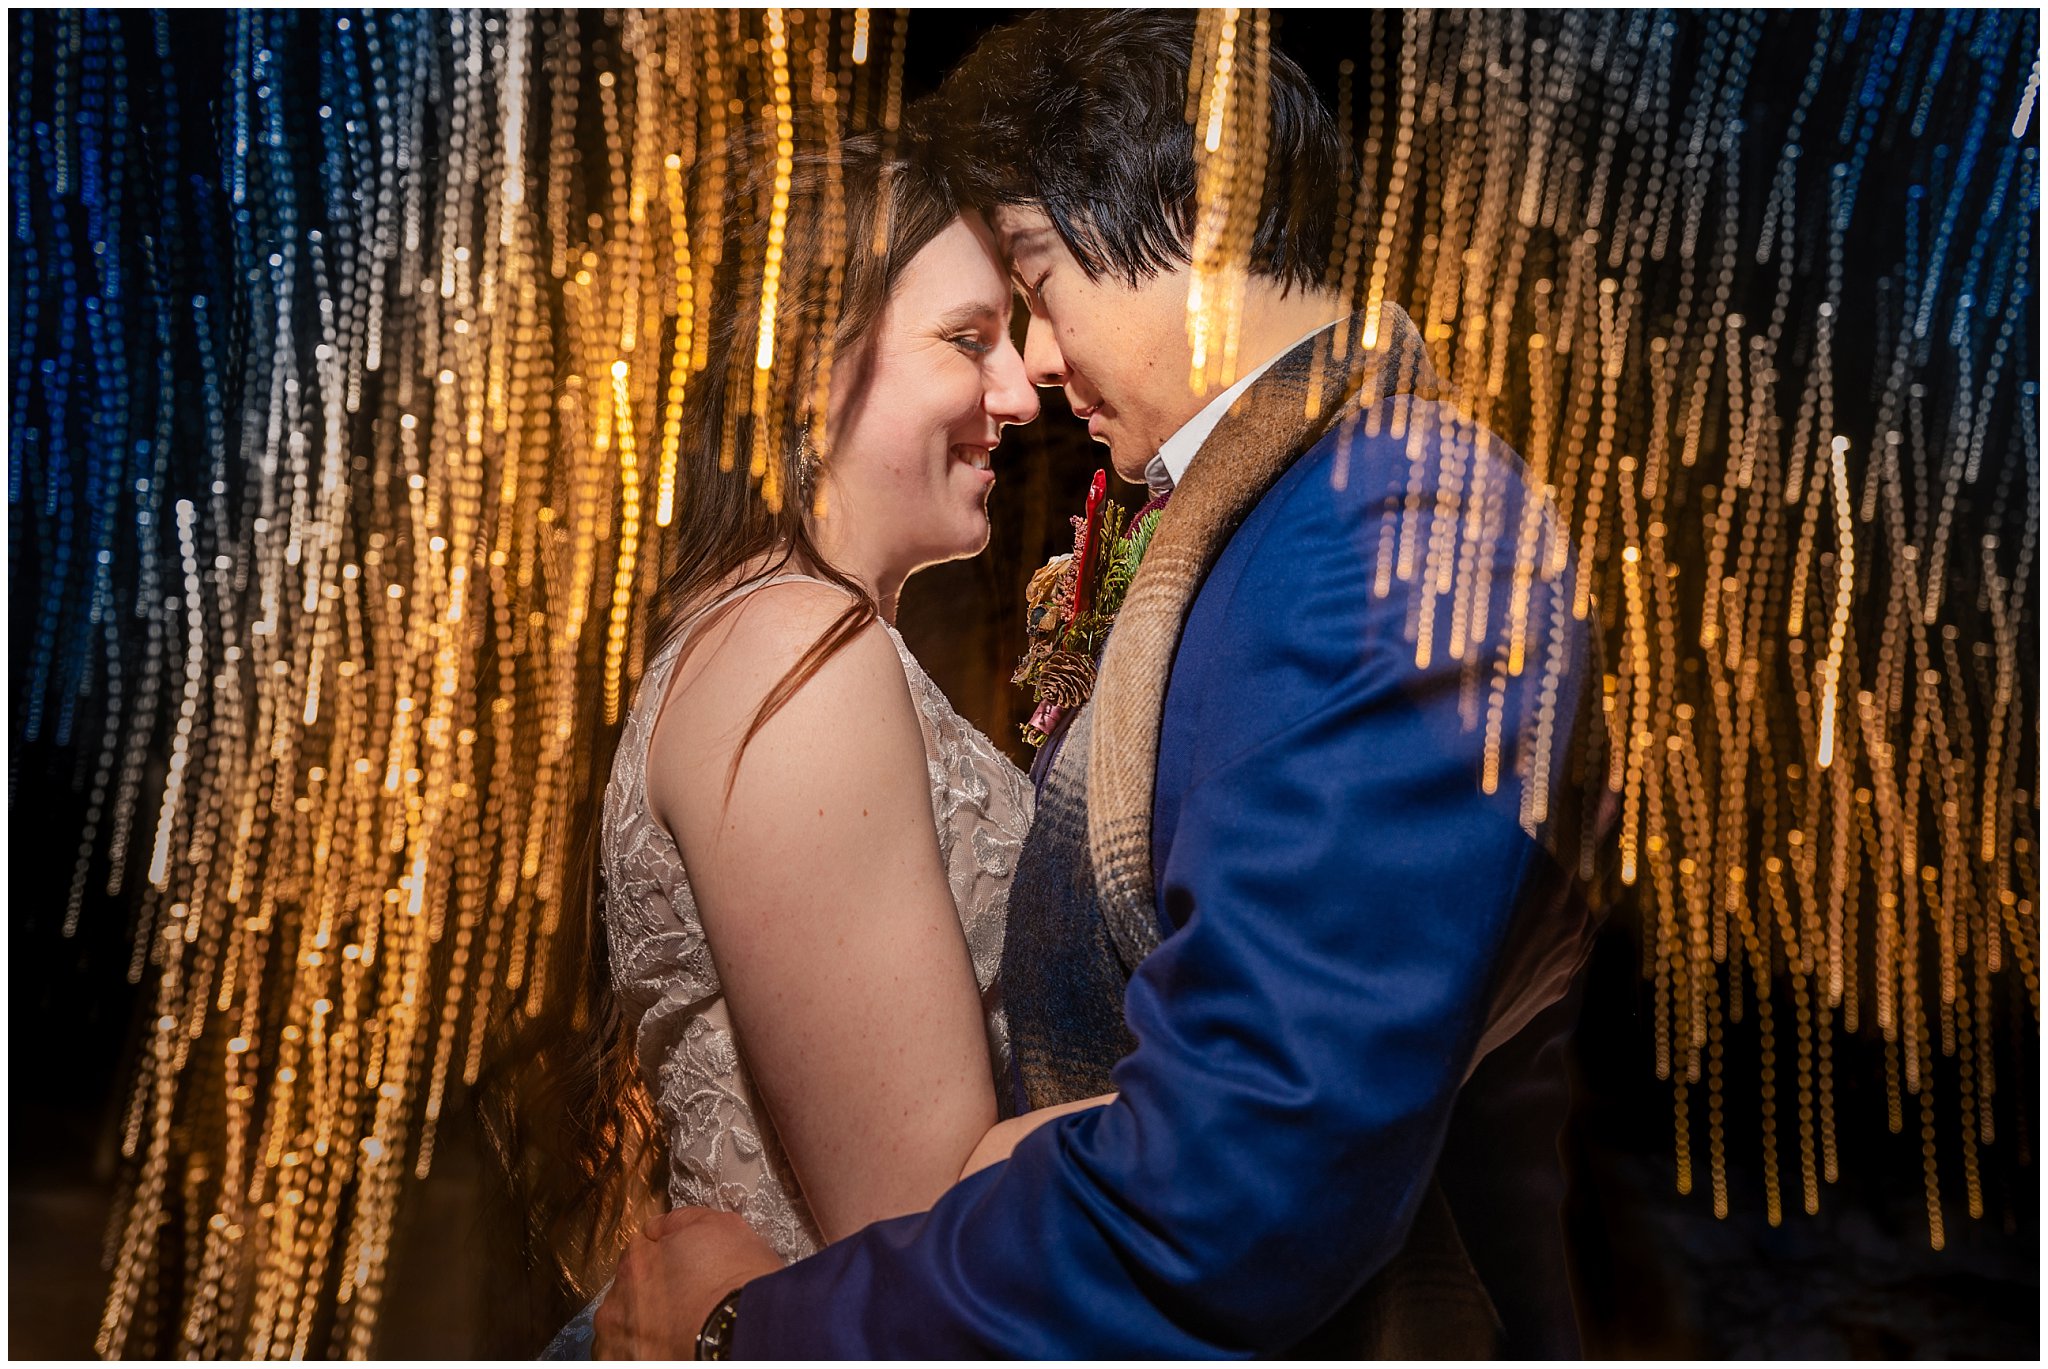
[597,11,1602,1357]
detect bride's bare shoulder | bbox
[645,579,919,832]
[678,577,898,709]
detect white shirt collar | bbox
[1140,319,1346,499]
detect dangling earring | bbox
[795,420,821,504]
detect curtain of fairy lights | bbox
[6,7,2037,1359]
[1183,10,2041,1244]
[13,9,899,1356]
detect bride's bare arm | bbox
[649,582,996,1244]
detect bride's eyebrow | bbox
[933,302,1000,333]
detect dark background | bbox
[12,10,2038,1358]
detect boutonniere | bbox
[1013,468,1163,749]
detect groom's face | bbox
[993,206,1211,484]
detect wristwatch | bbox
[695,1287,745,1361]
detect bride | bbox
[495,129,1106,1353]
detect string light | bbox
[10,11,874,1355]
[1186,9,1273,393]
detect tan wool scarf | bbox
[1086,301,1445,966]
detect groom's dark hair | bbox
[923,9,1346,292]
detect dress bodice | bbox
[599,573,1032,1262]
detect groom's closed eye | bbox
[1006,261,1051,313]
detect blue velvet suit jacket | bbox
[733,396,1596,1356]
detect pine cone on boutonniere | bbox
[1034,650,1097,710]
[1013,470,1164,749]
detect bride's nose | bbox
[985,336,1040,428]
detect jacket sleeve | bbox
[731,416,1581,1357]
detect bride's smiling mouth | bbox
[951,444,995,474]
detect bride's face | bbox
[820,212,1038,573]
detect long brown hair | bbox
[477,123,961,1305]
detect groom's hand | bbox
[593,1208,782,1359]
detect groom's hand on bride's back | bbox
[593,1208,781,1359]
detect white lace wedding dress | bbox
[545,573,1031,1357]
